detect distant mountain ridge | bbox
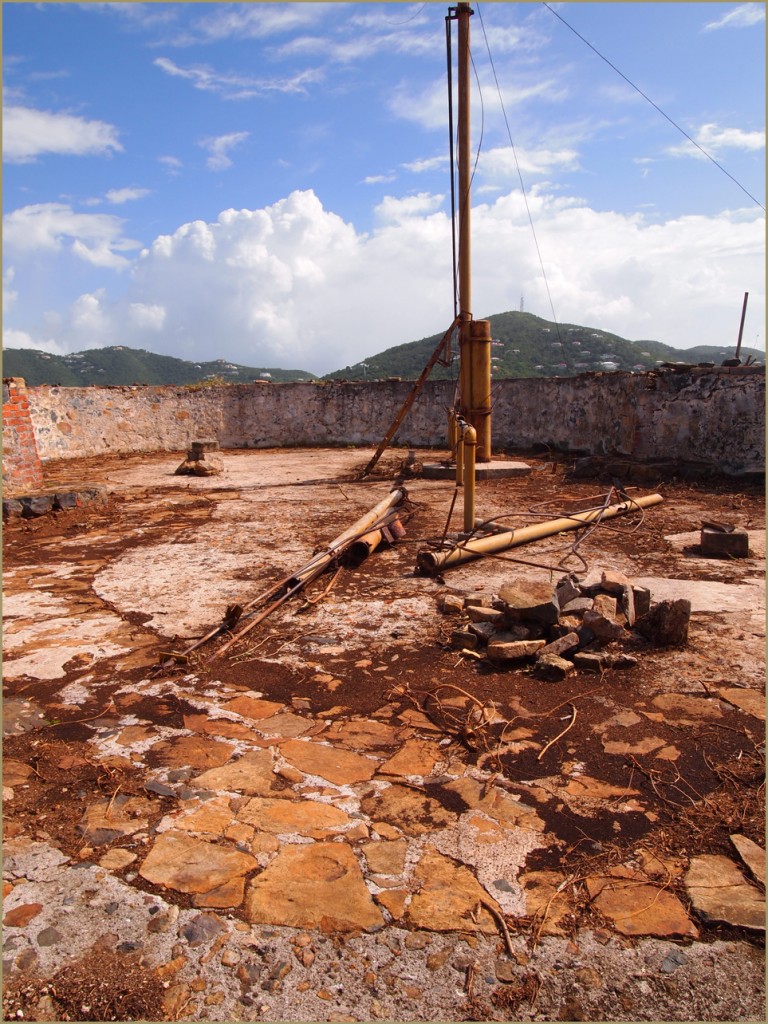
[324,311,763,381]
[3,311,762,387]
[1,347,318,387]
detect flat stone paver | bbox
[192,748,289,796]
[139,831,257,895]
[244,842,384,932]
[685,855,766,931]
[279,738,379,785]
[586,868,699,938]
[406,848,501,934]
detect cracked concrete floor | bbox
[2,447,765,1022]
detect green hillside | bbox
[325,311,763,381]
[1,346,317,387]
[3,313,762,387]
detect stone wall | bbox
[11,367,765,487]
[2,378,44,495]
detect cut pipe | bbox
[417,493,664,574]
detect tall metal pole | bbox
[455,2,492,461]
[456,2,472,433]
[735,291,749,362]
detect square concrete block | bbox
[700,527,749,559]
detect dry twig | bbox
[537,703,577,761]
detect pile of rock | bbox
[175,440,224,477]
[438,571,691,680]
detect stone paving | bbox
[2,448,766,1021]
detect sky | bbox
[2,1,765,375]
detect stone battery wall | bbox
[14,367,765,485]
[2,378,44,494]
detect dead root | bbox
[391,680,598,775]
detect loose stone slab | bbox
[99,848,138,870]
[236,796,353,839]
[174,796,236,835]
[362,839,409,876]
[534,653,574,681]
[244,842,384,932]
[361,783,456,836]
[647,693,723,725]
[487,639,547,663]
[498,581,559,626]
[406,848,500,933]
[2,760,34,787]
[443,777,545,832]
[586,869,698,938]
[279,739,379,786]
[730,834,766,887]
[182,713,255,742]
[192,748,288,797]
[564,776,641,801]
[715,687,765,720]
[685,855,766,931]
[323,719,401,750]
[79,795,153,845]
[139,830,257,895]
[520,871,572,935]
[378,738,442,779]
[149,735,235,770]
[221,695,285,720]
[636,599,691,646]
[255,712,315,739]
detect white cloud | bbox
[666,123,765,159]
[2,105,122,162]
[3,202,140,268]
[159,155,182,175]
[177,2,331,45]
[390,74,567,134]
[363,174,397,185]
[374,192,446,224]
[3,327,67,356]
[129,302,166,330]
[3,267,18,310]
[198,132,250,171]
[154,56,323,100]
[403,154,448,174]
[106,187,151,204]
[703,3,765,31]
[17,187,760,373]
[70,291,110,334]
[479,144,580,180]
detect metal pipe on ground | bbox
[417,493,664,574]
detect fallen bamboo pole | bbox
[210,488,408,658]
[417,493,663,574]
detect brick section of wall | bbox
[2,377,44,495]
[4,368,763,492]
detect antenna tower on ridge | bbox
[520,296,524,313]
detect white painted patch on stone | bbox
[93,543,260,638]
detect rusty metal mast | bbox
[454,1,492,462]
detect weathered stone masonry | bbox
[2,378,44,493]
[4,367,764,494]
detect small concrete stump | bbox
[700,525,749,559]
[175,440,224,477]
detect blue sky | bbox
[3,1,765,374]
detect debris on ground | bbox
[2,447,765,1022]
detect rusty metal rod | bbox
[358,321,459,479]
[417,492,664,574]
